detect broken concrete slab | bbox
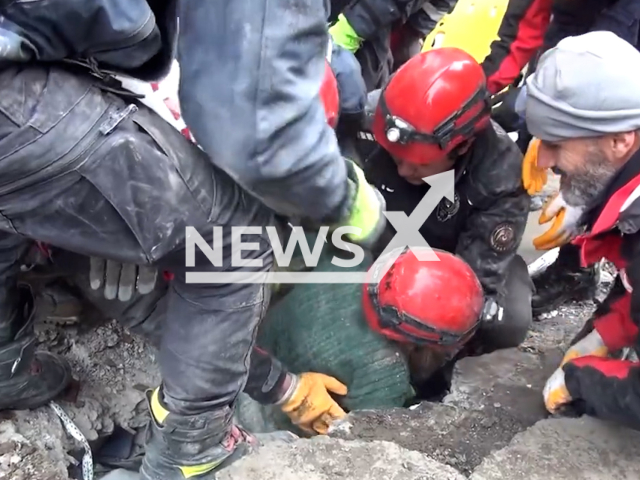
[470,416,640,480]
[217,436,466,480]
[330,348,563,474]
[442,348,562,420]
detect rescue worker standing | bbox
[0,2,386,480]
[329,0,456,90]
[359,48,534,353]
[528,32,640,425]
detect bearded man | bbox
[522,30,640,428]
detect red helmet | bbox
[321,60,340,129]
[372,48,491,165]
[362,247,484,348]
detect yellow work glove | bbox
[279,372,348,435]
[542,329,608,414]
[339,159,387,248]
[329,14,363,53]
[533,192,585,250]
[522,138,548,195]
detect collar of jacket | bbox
[579,147,640,238]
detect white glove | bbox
[561,329,608,366]
[542,329,608,414]
[543,366,571,414]
[534,192,585,250]
[89,258,158,302]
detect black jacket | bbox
[0,0,354,224]
[330,0,454,90]
[355,120,529,300]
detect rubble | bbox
[330,348,563,474]
[33,319,159,441]
[470,417,640,480]
[0,419,68,480]
[5,260,633,480]
[5,319,159,480]
[218,437,467,480]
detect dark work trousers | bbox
[56,248,288,406]
[0,63,274,436]
[468,255,534,354]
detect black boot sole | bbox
[532,281,598,318]
[0,351,73,411]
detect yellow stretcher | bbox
[421,0,511,64]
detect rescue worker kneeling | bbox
[242,246,486,434]
[358,47,534,353]
[523,31,640,428]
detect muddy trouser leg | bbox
[473,255,534,354]
[0,65,275,477]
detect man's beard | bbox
[560,145,618,208]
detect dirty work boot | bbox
[33,282,85,325]
[531,244,600,317]
[0,285,72,410]
[141,387,297,480]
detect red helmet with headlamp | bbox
[372,48,491,164]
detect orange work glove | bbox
[522,138,548,195]
[279,372,347,435]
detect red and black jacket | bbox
[482,0,633,96]
[564,148,640,429]
[481,0,553,95]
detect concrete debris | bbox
[6,319,159,480]
[0,418,68,480]
[470,417,640,480]
[5,256,634,480]
[33,319,159,442]
[217,437,467,480]
[330,348,563,474]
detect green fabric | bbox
[257,246,414,412]
[329,14,363,53]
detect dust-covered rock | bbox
[5,319,159,478]
[217,436,466,480]
[470,417,640,480]
[0,418,68,480]
[33,320,159,441]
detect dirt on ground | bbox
[4,263,639,480]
